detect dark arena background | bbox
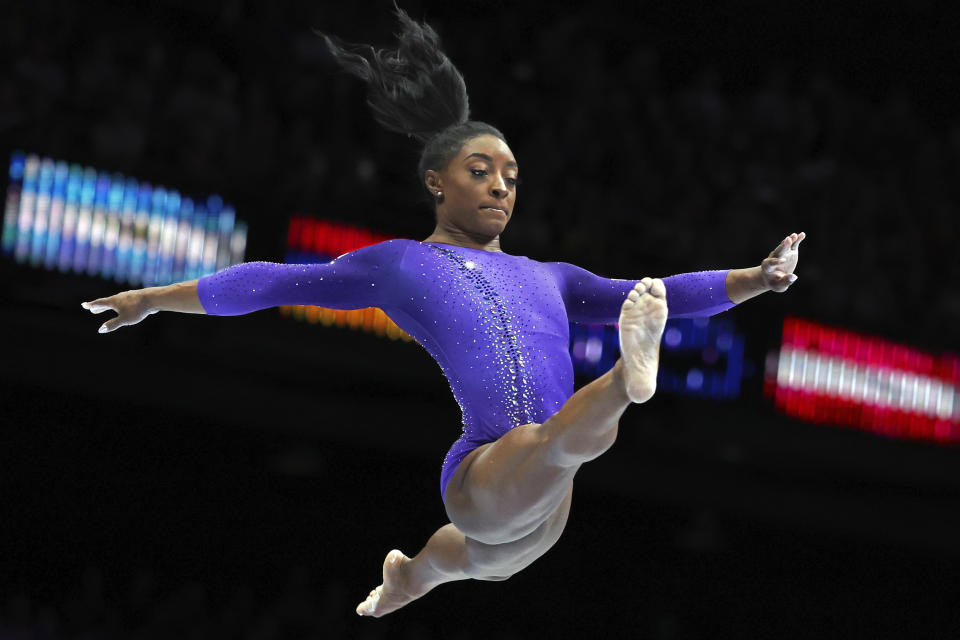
[2,0,960,638]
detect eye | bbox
[471,169,521,187]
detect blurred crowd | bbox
[0,564,498,640]
[3,1,958,347]
[1,1,959,635]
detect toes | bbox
[358,587,382,616]
[648,278,666,298]
[625,281,646,303]
[625,278,667,305]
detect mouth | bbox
[480,206,507,215]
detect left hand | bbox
[760,232,805,292]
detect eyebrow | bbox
[464,152,519,169]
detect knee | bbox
[546,420,620,467]
[588,422,619,459]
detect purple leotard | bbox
[196,239,736,502]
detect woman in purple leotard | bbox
[82,5,805,617]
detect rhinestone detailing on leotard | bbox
[426,243,538,433]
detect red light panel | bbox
[767,316,959,443]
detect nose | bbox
[490,174,508,198]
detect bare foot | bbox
[618,277,668,403]
[356,549,424,618]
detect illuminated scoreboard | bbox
[2,151,248,286]
[766,316,959,442]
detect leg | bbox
[357,483,573,617]
[445,277,667,544]
[357,278,666,616]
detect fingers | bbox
[82,299,123,333]
[769,270,798,291]
[81,300,113,314]
[87,305,111,314]
[762,256,787,274]
[773,232,805,257]
[82,299,115,333]
[775,234,792,256]
[766,232,806,292]
[99,318,121,333]
[82,295,127,333]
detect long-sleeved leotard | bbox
[197,239,736,502]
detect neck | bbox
[422,229,504,253]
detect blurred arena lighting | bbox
[765,316,960,442]
[280,215,412,341]
[283,215,751,397]
[2,150,247,286]
[569,316,750,399]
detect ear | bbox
[424,169,442,192]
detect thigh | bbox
[444,423,577,545]
[469,481,575,580]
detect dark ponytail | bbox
[315,2,508,200]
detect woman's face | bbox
[425,134,519,238]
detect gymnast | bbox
[81,5,805,617]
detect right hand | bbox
[81,289,158,333]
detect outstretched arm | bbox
[545,260,735,324]
[544,231,806,324]
[725,232,805,303]
[83,239,405,333]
